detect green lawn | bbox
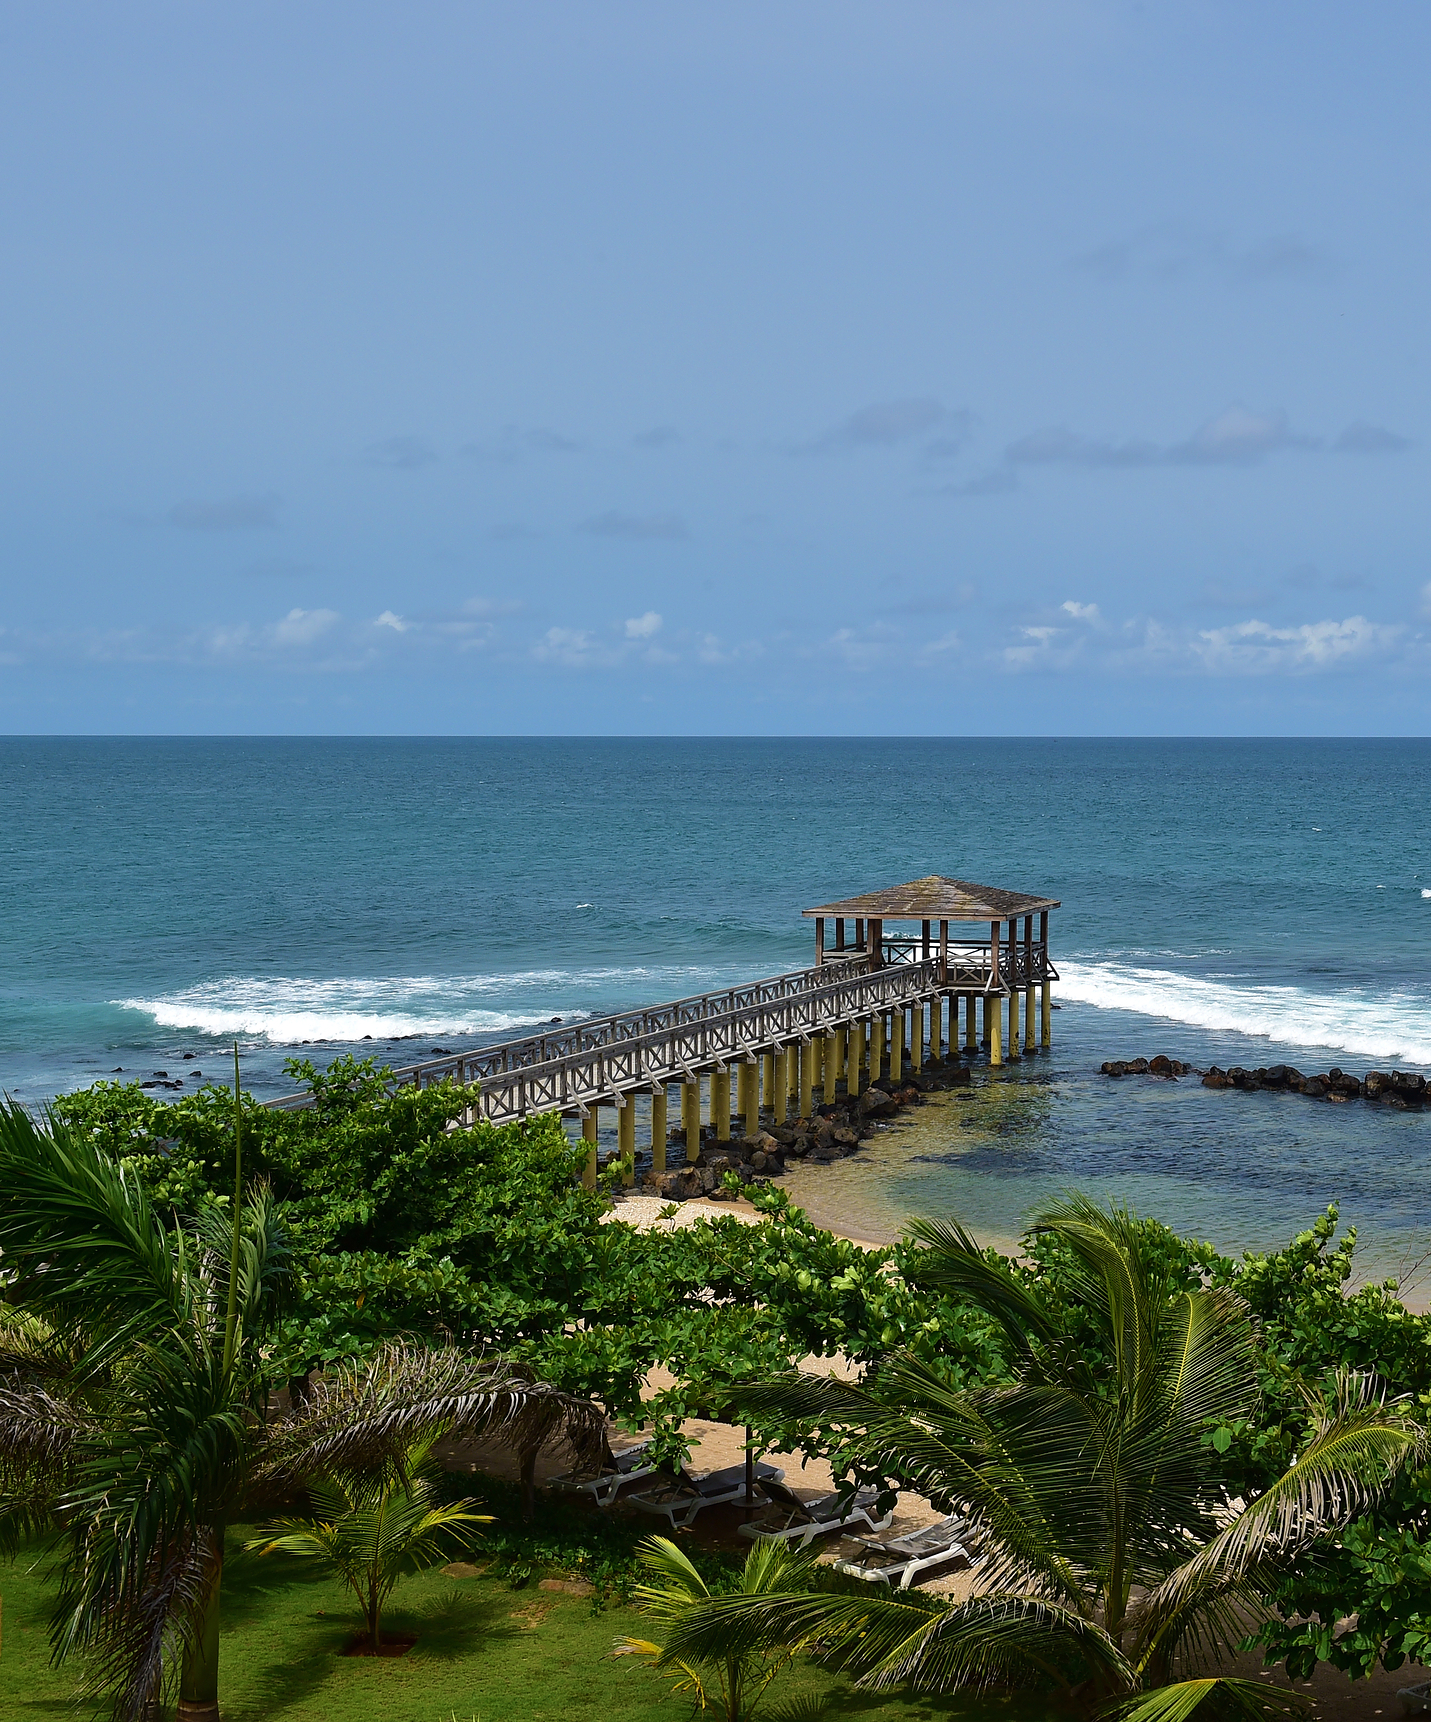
[0,1532,1040,1722]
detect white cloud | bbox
[1005,403,1318,471]
[169,492,280,531]
[1192,615,1401,673]
[579,511,688,541]
[365,435,438,470]
[374,610,410,632]
[272,608,339,647]
[625,611,663,639]
[1334,421,1412,454]
[1062,601,1101,622]
[798,398,971,454]
[1172,405,1310,464]
[533,626,603,666]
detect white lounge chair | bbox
[736,1479,893,1549]
[627,1460,784,1528]
[829,1513,977,1589]
[549,1436,659,1506]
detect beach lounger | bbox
[549,1436,659,1506]
[627,1460,785,1529]
[829,1513,977,1589]
[737,1479,893,1548]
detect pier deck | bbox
[266,873,1060,1188]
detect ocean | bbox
[4,737,1429,1283]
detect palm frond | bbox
[903,1215,1063,1361]
[258,1343,604,1487]
[0,1100,193,1370]
[1141,1372,1420,1648]
[1110,1676,1307,1722]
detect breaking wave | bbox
[116,965,733,1046]
[1059,960,1431,1067]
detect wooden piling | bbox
[651,1085,667,1174]
[581,1110,598,1190]
[618,1096,635,1187]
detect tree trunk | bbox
[176,1534,224,1722]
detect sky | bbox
[2,2,1428,736]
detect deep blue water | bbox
[4,737,1429,1277]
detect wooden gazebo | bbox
[803,874,1060,1063]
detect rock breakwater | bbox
[1100,1054,1430,1108]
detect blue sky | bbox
[2,2,1428,734]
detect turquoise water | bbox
[4,737,1430,1277]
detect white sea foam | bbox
[115,965,732,1045]
[1059,960,1431,1066]
[1423,888,1431,899]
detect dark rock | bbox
[182,1052,197,1061]
[1129,1058,1150,1075]
[653,1168,703,1201]
[1102,1060,1128,1078]
[810,1141,842,1162]
[1302,1077,1328,1099]
[1202,1067,1229,1088]
[769,1125,797,1146]
[947,1064,972,1086]
[832,1126,859,1147]
[750,1151,769,1171]
[1385,1094,1410,1111]
[857,1088,898,1118]
[1149,1055,1172,1076]
[1364,1072,1388,1099]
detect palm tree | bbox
[657,1197,1423,1721]
[246,1430,490,1650]
[616,1534,820,1722]
[0,1094,602,1722]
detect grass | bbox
[0,1528,1041,1722]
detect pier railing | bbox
[265,940,1056,1125]
[880,937,1054,990]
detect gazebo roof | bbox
[803,874,1060,922]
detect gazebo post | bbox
[651,1085,667,1173]
[761,1048,775,1117]
[1006,920,1021,1061]
[1040,910,1052,1047]
[965,992,977,1051]
[1023,914,1035,1052]
[870,918,884,966]
[855,918,865,955]
[815,916,825,967]
[922,919,931,960]
[938,919,948,984]
[835,917,845,953]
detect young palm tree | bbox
[0,1095,602,1722]
[616,1533,821,1722]
[656,1197,1423,1721]
[246,1430,490,1650]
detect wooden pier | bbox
[267,875,1059,1189]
